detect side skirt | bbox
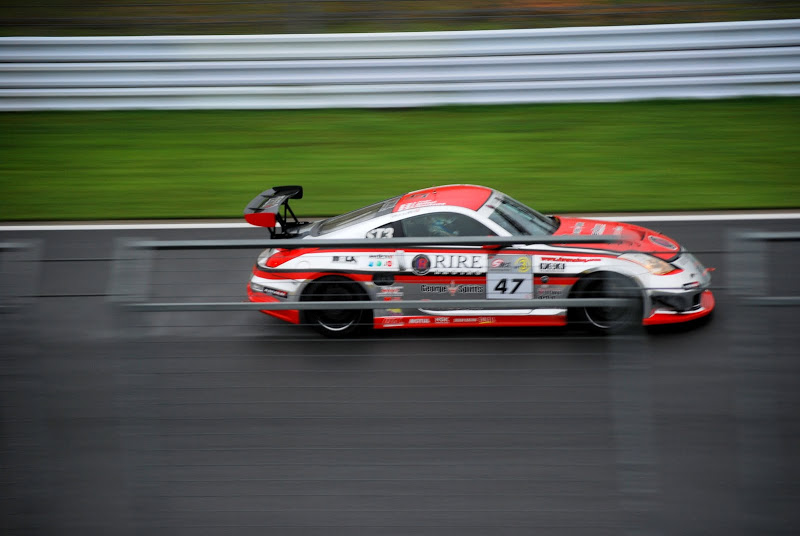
[374,314,567,329]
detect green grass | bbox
[1,98,799,221]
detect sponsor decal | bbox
[378,286,403,295]
[433,254,483,271]
[411,254,432,275]
[412,253,484,275]
[332,255,356,263]
[489,254,530,274]
[591,223,607,235]
[573,221,584,234]
[649,235,678,250]
[408,318,431,324]
[434,317,449,324]
[536,286,562,300]
[420,280,485,296]
[261,196,283,209]
[378,286,403,301]
[368,253,394,268]
[454,284,484,295]
[397,200,445,211]
[613,225,625,235]
[440,316,496,324]
[366,227,394,239]
[539,262,566,271]
[540,255,601,263]
[262,287,288,299]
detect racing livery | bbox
[246,185,714,336]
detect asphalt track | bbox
[1,216,799,535]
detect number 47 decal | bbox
[494,278,524,294]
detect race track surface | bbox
[1,217,799,535]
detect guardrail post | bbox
[0,240,42,314]
[108,237,153,337]
[609,329,659,535]
[0,240,52,529]
[727,230,780,532]
[106,237,157,533]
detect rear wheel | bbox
[570,273,643,334]
[301,277,370,338]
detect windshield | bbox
[488,196,558,236]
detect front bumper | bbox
[650,287,705,313]
[639,251,714,325]
[643,289,714,326]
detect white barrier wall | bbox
[1,19,799,110]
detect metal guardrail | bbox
[125,298,630,313]
[109,234,632,315]
[2,19,799,110]
[127,235,622,249]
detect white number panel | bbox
[365,227,395,239]
[487,254,533,300]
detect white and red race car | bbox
[246,184,714,336]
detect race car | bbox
[245,184,714,337]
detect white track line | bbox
[593,213,800,222]
[0,222,254,231]
[1,213,799,231]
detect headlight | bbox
[620,253,675,275]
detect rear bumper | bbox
[643,289,715,326]
[247,284,300,325]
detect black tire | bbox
[301,277,370,338]
[570,272,643,334]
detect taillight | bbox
[264,248,317,268]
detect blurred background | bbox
[1,2,800,535]
[2,0,800,35]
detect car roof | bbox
[392,184,493,213]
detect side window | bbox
[401,212,496,238]
[365,221,402,239]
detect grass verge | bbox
[1,98,798,221]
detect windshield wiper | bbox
[495,209,527,234]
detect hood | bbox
[552,216,681,260]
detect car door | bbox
[395,211,499,315]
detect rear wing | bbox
[244,185,309,238]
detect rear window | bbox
[318,196,400,235]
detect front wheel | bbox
[570,273,643,334]
[301,277,370,338]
